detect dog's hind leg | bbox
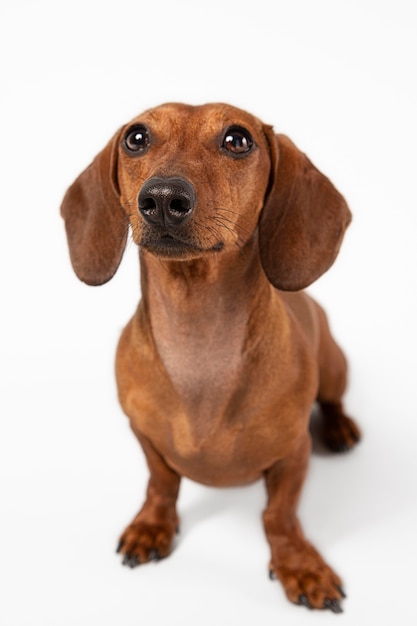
[315,304,361,452]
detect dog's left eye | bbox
[222,126,253,156]
[124,125,150,153]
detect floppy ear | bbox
[259,129,352,291]
[60,129,128,286]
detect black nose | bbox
[138,176,195,227]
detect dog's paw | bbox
[323,413,361,452]
[269,546,345,612]
[320,403,361,452]
[117,519,178,568]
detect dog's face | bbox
[117,103,272,260]
[61,102,351,290]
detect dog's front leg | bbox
[117,432,181,567]
[263,436,345,612]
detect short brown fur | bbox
[61,103,360,612]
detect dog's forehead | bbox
[127,102,265,136]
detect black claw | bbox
[149,548,161,562]
[116,540,124,554]
[268,569,276,580]
[128,555,140,568]
[122,553,140,568]
[337,586,347,599]
[298,594,311,609]
[324,598,343,614]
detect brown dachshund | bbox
[61,103,361,613]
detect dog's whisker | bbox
[209,212,252,239]
[190,217,224,249]
[207,215,246,252]
[213,210,254,237]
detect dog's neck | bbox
[139,236,269,321]
[138,236,272,429]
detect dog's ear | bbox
[60,129,128,286]
[259,129,351,291]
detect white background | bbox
[1,0,416,624]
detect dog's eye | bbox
[222,126,253,156]
[124,125,150,153]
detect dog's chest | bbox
[146,317,289,484]
[152,305,246,420]
[118,294,314,486]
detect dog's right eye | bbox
[124,125,150,153]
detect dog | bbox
[61,102,361,613]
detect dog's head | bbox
[61,103,351,290]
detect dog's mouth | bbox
[140,230,224,258]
